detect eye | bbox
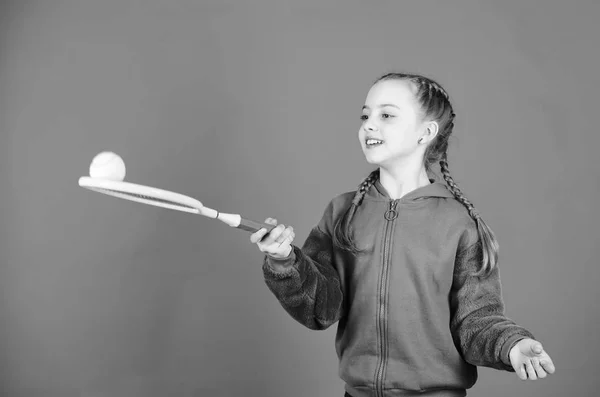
[381,113,394,119]
[360,114,368,121]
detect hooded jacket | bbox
[262,179,534,397]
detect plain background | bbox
[1,0,598,396]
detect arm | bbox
[262,203,343,331]
[450,238,535,371]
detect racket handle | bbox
[237,218,276,233]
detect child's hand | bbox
[509,338,556,380]
[250,218,295,260]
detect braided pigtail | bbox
[332,168,380,254]
[439,154,499,278]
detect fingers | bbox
[513,348,556,381]
[518,358,553,381]
[276,226,295,247]
[270,225,295,247]
[516,364,528,381]
[532,357,547,379]
[540,356,556,374]
[278,233,295,248]
[524,361,537,380]
[530,345,555,378]
[260,224,286,246]
[250,228,269,244]
[261,218,281,243]
[249,217,295,258]
[249,218,278,244]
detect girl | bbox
[250,72,555,397]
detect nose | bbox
[364,120,378,132]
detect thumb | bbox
[521,339,544,355]
[517,338,541,356]
[530,341,543,355]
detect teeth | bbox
[366,139,383,145]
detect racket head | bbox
[78,176,204,214]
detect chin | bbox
[363,152,385,166]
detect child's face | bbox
[359,79,426,168]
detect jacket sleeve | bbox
[261,201,343,330]
[449,231,535,372]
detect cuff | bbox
[263,247,298,278]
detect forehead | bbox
[364,79,418,108]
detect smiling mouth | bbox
[366,138,384,147]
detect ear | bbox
[419,121,439,144]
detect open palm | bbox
[509,338,556,380]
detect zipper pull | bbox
[384,199,398,221]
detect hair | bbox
[332,72,499,278]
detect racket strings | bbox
[95,187,197,210]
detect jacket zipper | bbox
[375,199,399,397]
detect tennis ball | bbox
[89,151,126,181]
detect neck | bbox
[378,157,431,199]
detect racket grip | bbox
[237,218,276,233]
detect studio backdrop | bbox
[0,1,598,396]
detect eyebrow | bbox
[362,104,401,110]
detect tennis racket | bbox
[78,176,276,233]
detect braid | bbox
[333,168,380,254]
[430,81,449,100]
[439,157,480,220]
[416,77,450,107]
[439,154,499,277]
[353,169,379,206]
[425,80,434,101]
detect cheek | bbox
[381,131,418,152]
[387,121,418,143]
[358,124,367,138]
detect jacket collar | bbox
[365,177,455,202]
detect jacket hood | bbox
[365,178,455,202]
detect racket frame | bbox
[78,176,275,233]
